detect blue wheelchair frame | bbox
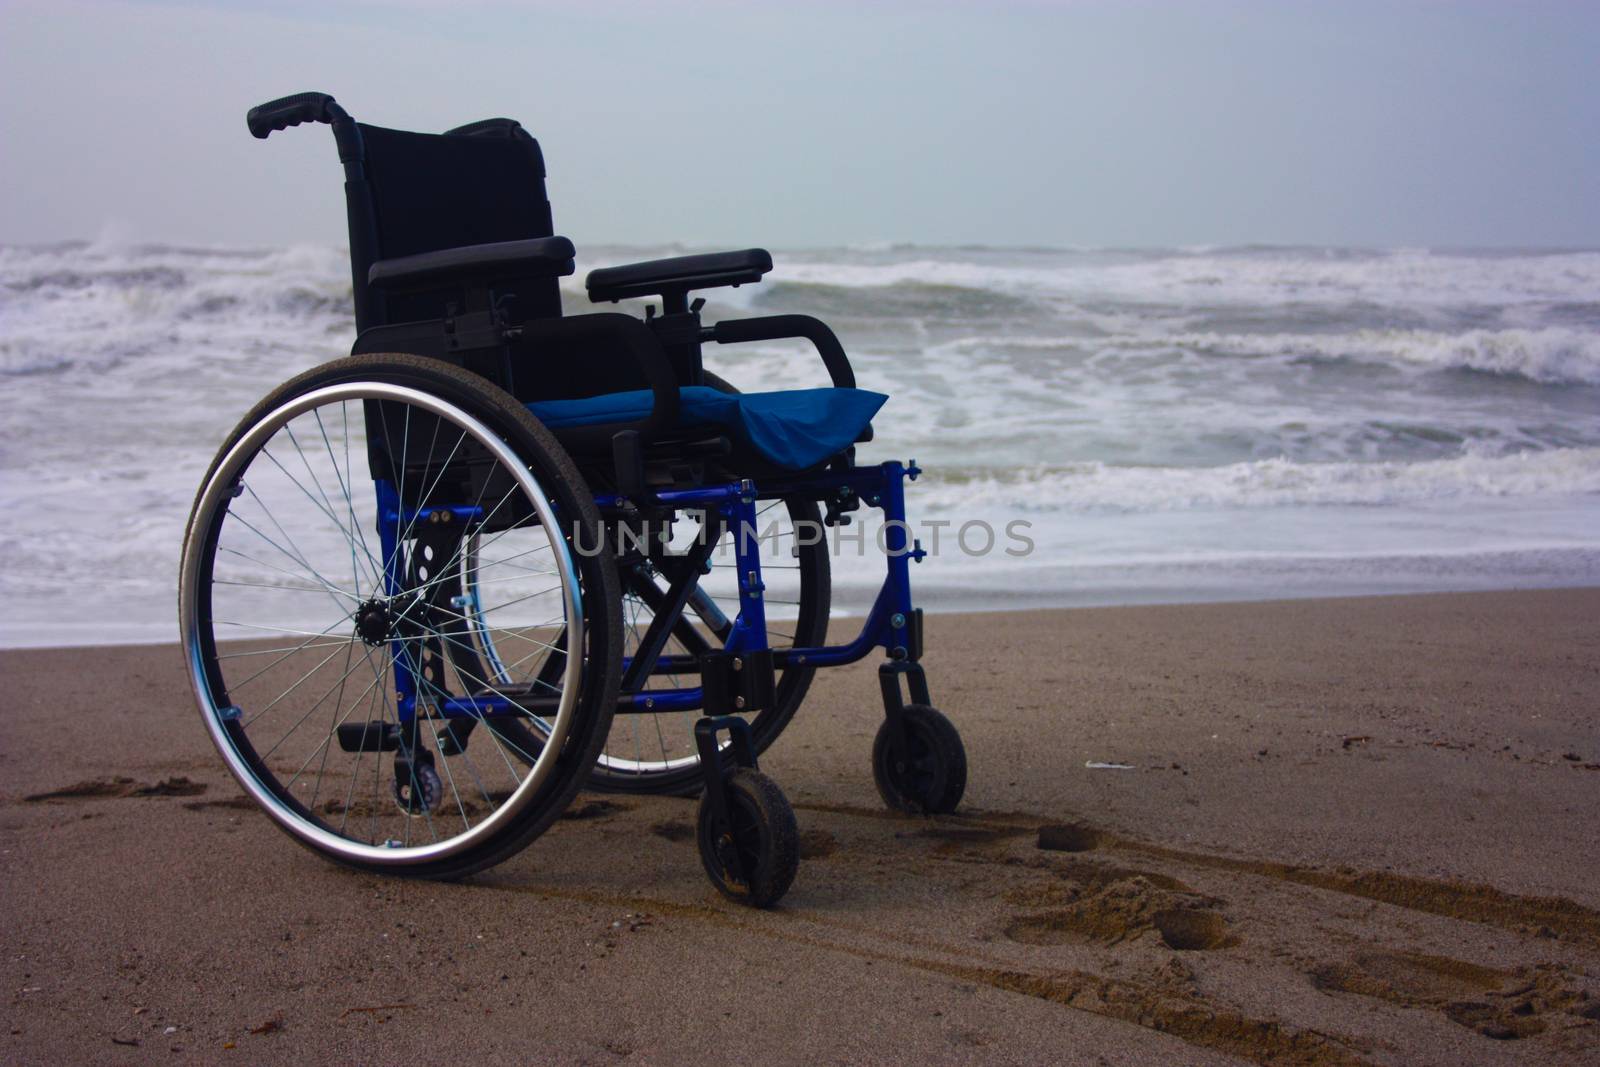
[375,459,929,730]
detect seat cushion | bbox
[528,385,886,471]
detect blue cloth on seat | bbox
[528,385,886,471]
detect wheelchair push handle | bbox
[246,92,347,139]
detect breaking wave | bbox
[918,448,1600,514]
[1151,327,1600,386]
[2,239,1598,643]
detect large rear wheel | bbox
[179,353,621,879]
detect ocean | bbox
[2,241,1597,647]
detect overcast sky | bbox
[2,0,1597,249]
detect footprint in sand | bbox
[183,796,256,812]
[650,819,694,842]
[798,829,838,859]
[901,825,1036,858]
[1311,951,1595,1041]
[1042,817,1600,949]
[1151,909,1233,951]
[1004,876,1236,950]
[24,777,208,802]
[1037,823,1103,853]
[1016,854,1193,895]
[320,797,390,819]
[560,797,632,820]
[649,821,837,858]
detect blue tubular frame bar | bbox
[378,461,924,720]
[373,478,418,724]
[606,460,925,712]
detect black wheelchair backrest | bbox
[344,119,561,332]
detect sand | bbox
[3,588,1598,1064]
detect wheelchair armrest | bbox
[709,314,856,389]
[368,237,576,292]
[586,249,772,304]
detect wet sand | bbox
[3,588,1599,1064]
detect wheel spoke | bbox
[227,615,355,692]
[283,422,383,593]
[254,450,380,602]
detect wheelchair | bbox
[178,92,967,907]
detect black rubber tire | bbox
[871,704,967,815]
[587,369,830,796]
[696,769,800,907]
[180,352,622,881]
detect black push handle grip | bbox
[247,92,339,139]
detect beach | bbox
[4,588,1598,1064]
[4,1,1599,1061]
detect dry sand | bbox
[3,588,1598,1064]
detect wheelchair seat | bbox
[529,385,886,472]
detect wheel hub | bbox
[353,598,394,646]
[714,830,745,884]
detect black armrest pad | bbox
[368,237,576,291]
[586,248,772,303]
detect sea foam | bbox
[914,447,1600,514]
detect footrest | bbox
[700,649,774,715]
[336,721,400,753]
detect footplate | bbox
[336,720,401,753]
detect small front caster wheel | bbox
[872,704,967,814]
[392,751,444,817]
[697,769,799,908]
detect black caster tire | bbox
[697,769,799,908]
[392,753,444,817]
[872,704,967,815]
